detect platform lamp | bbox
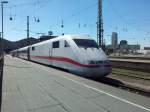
[0,32,2,59]
[1,1,8,61]
[0,1,8,111]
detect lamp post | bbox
[0,1,8,111]
[1,1,8,61]
[0,32,2,59]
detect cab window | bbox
[73,39,99,48]
[53,41,59,48]
[32,46,35,51]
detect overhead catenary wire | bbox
[107,0,148,34]
[24,1,98,36]
[7,0,53,38]
[7,0,52,20]
[63,2,97,27]
[7,0,108,40]
[7,0,48,8]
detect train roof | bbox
[12,35,94,51]
[30,35,92,47]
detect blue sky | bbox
[1,0,150,47]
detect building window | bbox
[53,41,59,48]
[64,40,70,47]
[32,47,35,51]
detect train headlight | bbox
[88,60,109,65]
[88,60,95,64]
[104,60,110,63]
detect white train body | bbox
[11,35,111,77]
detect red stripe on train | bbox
[31,56,111,68]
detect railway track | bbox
[110,59,150,73]
[109,56,150,60]
[90,77,150,97]
[119,83,150,97]
[112,68,150,81]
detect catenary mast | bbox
[97,0,104,49]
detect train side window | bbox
[32,46,35,51]
[53,41,59,48]
[64,40,70,47]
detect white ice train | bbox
[11,35,111,77]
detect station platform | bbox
[2,55,150,112]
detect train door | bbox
[49,43,53,57]
[49,43,53,65]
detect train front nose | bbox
[85,61,111,77]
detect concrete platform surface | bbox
[2,55,150,112]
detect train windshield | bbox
[73,39,99,48]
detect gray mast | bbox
[97,0,104,49]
